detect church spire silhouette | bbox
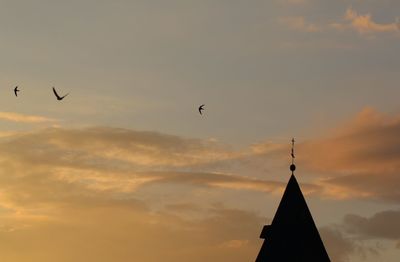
[255,138,330,262]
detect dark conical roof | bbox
[256,174,330,262]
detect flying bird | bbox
[198,104,205,115]
[14,86,20,97]
[52,87,69,101]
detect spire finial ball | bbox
[290,164,296,172]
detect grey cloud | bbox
[320,226,356,262]
[320,225,381,262]
[343,210,400,240]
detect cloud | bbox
[276,0,307,5]
[16,108,390,204]
[0,126,323,199]
[331,7,399,35]
[147,171,290,193]
[0,117,394,260]
[343,210,400,240]
[0,127,301,198]
[16,127,236,168]
[0,124,332,261]
[0,126,314,227]
[397,18,400,31]
[219,239,250,249]
[296,108,400,202]
[0,199,265,262]
[0,126,271,261]
[321,225,382,262]
[320,226,357,262]
[279,16,321,32]
[302,107,400,172]
[0,111,55,123]
[27,108,392,205]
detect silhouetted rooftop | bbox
[256,174,330,262]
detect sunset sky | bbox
[0,0,399,261]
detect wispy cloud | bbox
[319,226,359,262]
[0,127,312,197]
[279,16,321,32]
[0,127,272,261]
[0,112,55,123]
[331,7,399,35]
[6,110,392,204]
[2,110,393,205]
[0,116,394,261]
[276,0,308,5]
[299,108,400,202]
[0,199,265,262]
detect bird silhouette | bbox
[52,87,69,101]
[14,86,20,97]
[198,104,205,115]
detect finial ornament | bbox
[290,138,296,174]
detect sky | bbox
[0,0,399,261]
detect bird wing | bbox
[14,86,18,96]
[53,87,61,99]
[198,105,204,114]
[60,93,69,100]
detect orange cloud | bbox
[302,107,400,173]
[0,126,299,228]
[0,202,264,262]
[0,119,386,261]
[332,7,399,35]
[0,126,272,261]
[0,111,55,123]
[298,108,400,202]
[13,110,388,204]
[34,127,238,168]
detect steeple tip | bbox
[290,138,296,175]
